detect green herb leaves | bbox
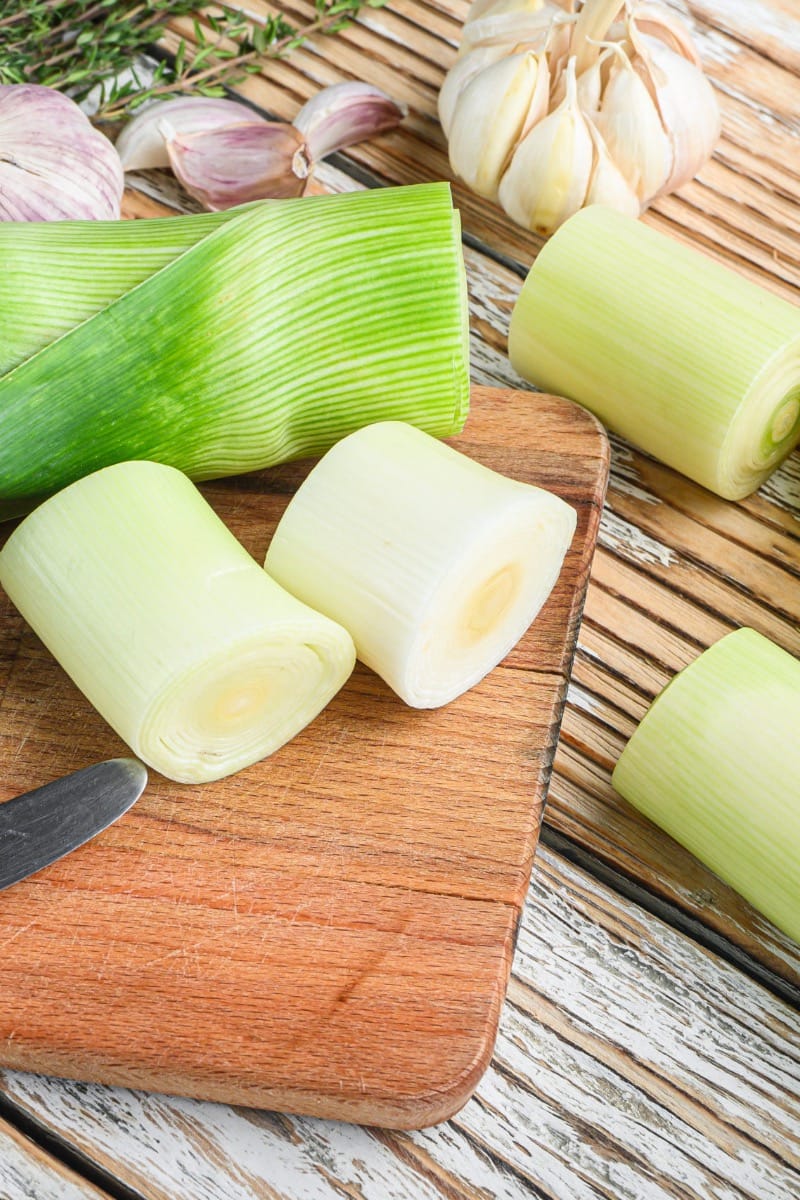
[0,1,388,122]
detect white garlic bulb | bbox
[439,0,720,236]
[0,85,123,222]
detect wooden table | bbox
[1,1,799,1196]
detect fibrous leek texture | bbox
[612,628,800,944]
[508,206,800,500]
[0,461,356,784]
[0,206,243,375]
[0,184,469,518]
[264,421,577,707]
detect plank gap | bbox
[537,825,800,1013]
[0,1091,144,1200]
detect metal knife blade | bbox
[0,758,147,892]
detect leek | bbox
[264,421,577,707]
[508,206,800,500]
[0,184,470,519]
[0,206,243,375]
[0,461,356,784]
[612,628,800,943]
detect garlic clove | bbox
[585,119,641,216]
[0,84,123,221]
[498,57,593,235]
[550,40,612,110]
[439,44,513,136]
[292,82,406,163]
[593,46,672,206]
[115,97,266,171]
[630,30,720,194]
[164,122,310,211]
[447,50,550,200]
[628,3,703,66]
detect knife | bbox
[0,758,147,892]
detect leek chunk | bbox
[508,206,800,500]
[0,462,356,784]
[264,421,577,707]
[0,184,470,519]
[612,629,800,943]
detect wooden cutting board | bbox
[0,387,608,1130]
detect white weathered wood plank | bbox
[1,846,798,1200]
[0,1117,111,1200]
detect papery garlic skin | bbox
[115,97,266,171]
[0,85,123,222]
[439,44,513,136]
[460,0,566,54]
[447,51,550,199]
[629,2,702,66]
[630,29,721,194]
[439,0,720,236]
[594,46,672,205]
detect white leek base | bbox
[265,421,577,708]
[0,461,355,783]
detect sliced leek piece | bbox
[508,205,800,500]
[612,628,800,943]
[264,421,577,708]
[0,461,355,784]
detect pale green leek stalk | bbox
[612,628,800,943]
[0,461,356,784]
[0,184,470,519]
[508,206,800,500]
[264,421,577,707]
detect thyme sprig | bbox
[0,1,385,122]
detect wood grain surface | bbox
[1,0,799,1197]
[0,388,608,1129]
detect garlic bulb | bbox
[439,0,720,236]
[0,85,123,222]
[117,83,405,212]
